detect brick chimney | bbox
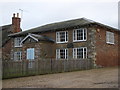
[12,13,21,33]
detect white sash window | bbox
[73,28,87,42]
[106,31,114,44]
[56,31,68,43]
[56,49,68,59]
[73,47,87,59]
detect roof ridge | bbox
[24,18,90,30]
[31,33,43,37]
[81,17,95,23]
[0,24,12,27]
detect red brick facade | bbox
[2,40,12,61]
[95,26,119,67]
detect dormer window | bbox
[14,37,22,47]
[73,28,87,42]
[56,31,68,43]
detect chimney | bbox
[12,13,21,33]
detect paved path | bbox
[2,67,118,88]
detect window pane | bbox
[77,29,83,40]
[73,48,76,59]
[66,32,68,41]
[56,49,60,59]
[77,48,83,58]
[106,32,109,42]
[84,29,86,40]
[56,32,59,42]
[27,49,30,59]
[60,32,65,42]
[73,30,76,40]
[84,48,87,58]
[66,49,68,59]
[60,49,65,59]
[31,48,35,60]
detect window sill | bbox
[14,60,22,61]
[27,59,35,61]
[73,58,87,60]
[56,59,68,60]
[106,42,115,45]
[73,40,87,42]
[14,46,22,48]
[56,41,68,44]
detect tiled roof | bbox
[0,24,12,47]
[30,34,55,42]
[9,18,119,37]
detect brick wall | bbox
[11,25,119,67]
[38,27,96,63]
[22,41,54,60]
[12,26,96,63]
[95,26,119,67]
[2,40,12,61]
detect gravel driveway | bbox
[2,67,118,88]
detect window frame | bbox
[56,31,68,43]
[106,31,115,44]
[73,47,87,59]
[73,28,87,42]
[14,51,22,61]
[56,48,68,60]
[14,37,23,47]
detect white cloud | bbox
[0,0,119,3]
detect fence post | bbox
[35,59,38,75]
[23,60,28,76]
[50,59,52,73]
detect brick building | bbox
[6,14,120,67]
[1,13,22,60]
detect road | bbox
[2,67,118,88]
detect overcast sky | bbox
[0,0,119,31]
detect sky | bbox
[0,0,119,31]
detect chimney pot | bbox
[13,13,15,17]
[17,13,19,18]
